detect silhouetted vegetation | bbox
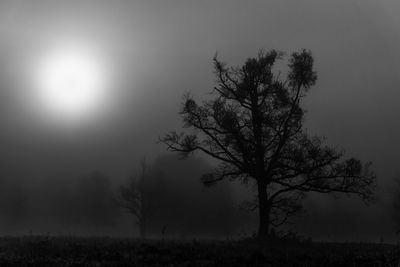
[161,49,376,239]
[116,155,236,238]
[117,159,152,239]
[0,236,396,266]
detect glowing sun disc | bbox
[36,46,107,121]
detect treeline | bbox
[0,155,237,237]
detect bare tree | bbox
[117,160,149,239]
[160,49,376,239]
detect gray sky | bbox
[0,0,398,240]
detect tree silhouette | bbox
[117,160,151,239]
[161,49,376,239]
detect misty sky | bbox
[0,0,399,241]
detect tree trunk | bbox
[257,179,270,239]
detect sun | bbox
[35,46,107,122]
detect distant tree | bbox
[161,49,376,239]
[117,160,151,239]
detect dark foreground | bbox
[0,236,398,266]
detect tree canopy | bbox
[161,49,376,238]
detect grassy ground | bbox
[0,236,397,266]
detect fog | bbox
[0,0,398,242]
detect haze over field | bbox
[0,0,398,242]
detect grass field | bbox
[0,236,398,266]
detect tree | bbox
[160,49,376,239]
[117,160,150,238]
